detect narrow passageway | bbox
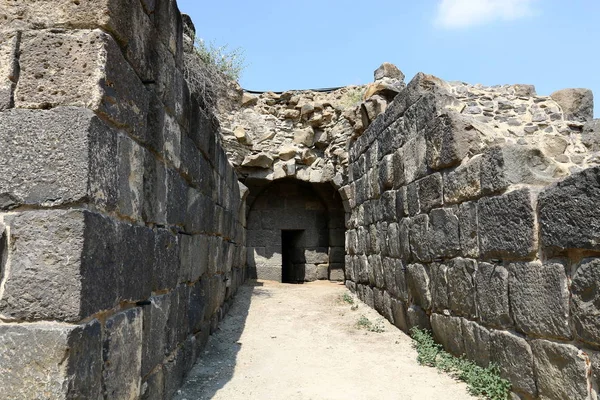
[174,281,475,400]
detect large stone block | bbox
[0,107,118,210]
[117,134,145,221]
[551,88,594,122]
[457,201,479,258]
[443,155,482,204]
[531,339,590,400]
[103,308,143,400]
[16,29,149,139]
[0,209,170,322]
[401,135,428,184]
[408,214,431,263]
[406,304,431,331]
[426,112,481,170]
[475,262,512,328]
[490,330,537,398]
[428,207,460,259]
[0,320,102,398]
[461,320,491,368]
[406,263,431,310]
[508,261,571,339]
[0,0,174,81]
[480,145,564,195]
[142,294,172,378]
[154,228,180,291]
[391,297,409,333]
[538,166,600,252]
[447,258,477,318]
[0,210,88,322]
[431,314,465,356]
[477,189,536,260]
[180,234,209,283]
[417,173,443,213]
[429,263,449,312]
[572,258,600,346]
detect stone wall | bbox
[0,1,247,399]
[343,72,600,399]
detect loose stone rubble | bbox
[0,1,599,399]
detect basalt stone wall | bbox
[343,72,600,399]
[0,1,246,399]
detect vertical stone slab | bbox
[490,330,537,398]
[447,258,477,318]
[531,339,590,400]
[103,308,143,400]
[571,258,600,346]
[508,261,571,339]
[475,262,512,328]
[461,320,491,368]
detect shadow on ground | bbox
[173,280,263,400]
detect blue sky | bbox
[178,0,600,117]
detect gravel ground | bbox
[174,280,476,400]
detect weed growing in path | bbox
[340,293,354,305]
[410,328,511,400]
[356,315,385,333]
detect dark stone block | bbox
[406,263,431,310]
[572,258,600,346]
[142,294,171,377]
[508,261,571,339]
[103,308,143,400]
[0,320,102,398]
[477,189,536,260]
[458,201,479,258]
[426,112,480,170]
[417,173,443,213]
[539,166,600,251]
[490,330,537,398]
[475,262,512,328]
[429,263,448,312]
[447,258,477,318]
[429,207,460,259]
[531,339,590,400]
[409,214,431,263]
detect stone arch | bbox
[245,178,345,283]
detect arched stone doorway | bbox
[246,178,345,283]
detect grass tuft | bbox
[410,327,511,400]
[356,315,385,333]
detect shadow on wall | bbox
[173,281,263,400]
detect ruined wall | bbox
[0,1,246,399]
[343,72,600,399]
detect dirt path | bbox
[174,280,476,400]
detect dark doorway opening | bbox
[281,230,305,283]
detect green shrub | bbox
[340,292,354,305]
[193,38,245,82]
[356,315,385,333]
[410,327,511,400]
[183,34,246,112]
[340,87,365,108]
